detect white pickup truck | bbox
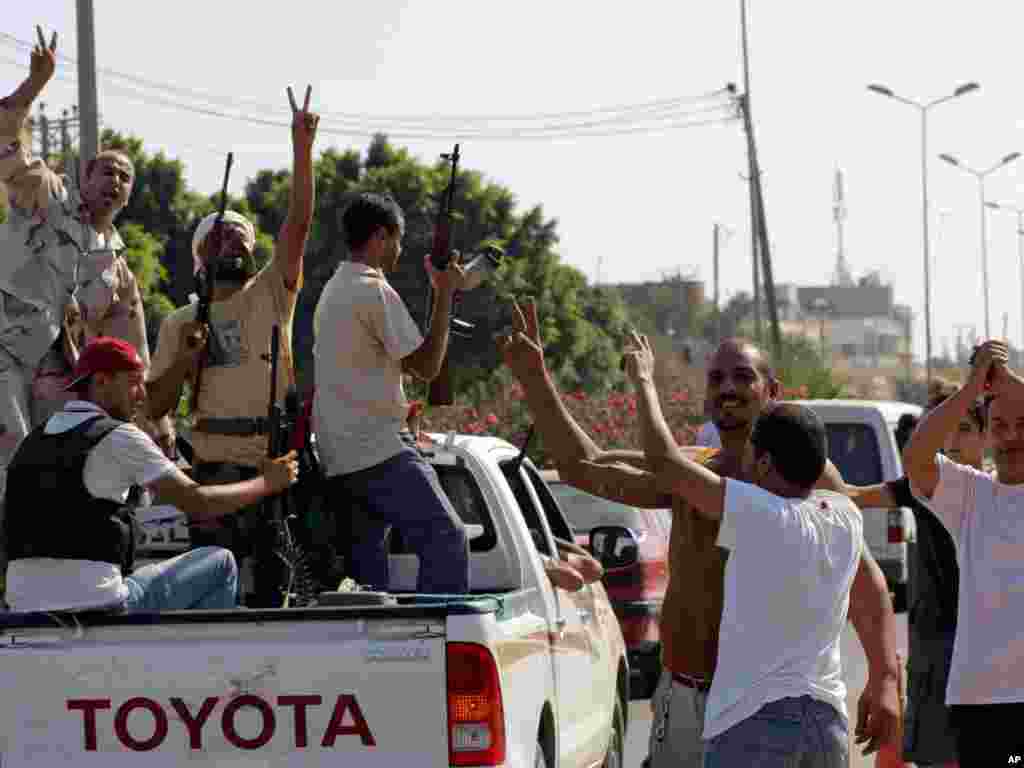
[0,432,630,767]
[793,399,922,611]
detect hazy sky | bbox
[5,1,1024,361]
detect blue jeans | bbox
[703,696,848,768]
[124,546,238,611]
[335,448,469,593]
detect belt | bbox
[194,417,269,437]
[671,671,711,693]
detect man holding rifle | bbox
[147,86,318,607]
[313,192,471,594]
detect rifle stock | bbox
[427,144,460,406]
[189,151,234,415]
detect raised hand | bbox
[968,339,1009,393]
[422,252,468,296]
[496,298,546,379]
[622,331,655,385]
[30,25,58,86]
[287,84,319,150]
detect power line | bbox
[0,52,737,141]
[0,33,737,137]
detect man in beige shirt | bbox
[147,88,319,607]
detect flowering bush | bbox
[412,382,704,467]
[411,379,815,467]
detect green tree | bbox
[244,134,630,399]
[774,334,848,398]
[118,222,174,349]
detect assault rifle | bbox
[264,324,314,608]
[426,144,462,407]
[190,151,234,414]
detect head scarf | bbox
[191,210,256,275]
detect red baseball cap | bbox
[65,337,146,391]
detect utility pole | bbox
[76,0,99,165]
[37,103,50,162]
[713,223,721,344]
[60,108,71,157]
[739,0,781,357]
[738,169,761,341]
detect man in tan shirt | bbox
[497,301,901,767]
[147,87,319,607]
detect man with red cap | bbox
[2,337,298,613]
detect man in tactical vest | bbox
[3,337,298,613]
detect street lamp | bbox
[940,151,1022,338]
[985,200,1024,351]
[867,81,979,387]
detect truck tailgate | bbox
[0,607,454,766]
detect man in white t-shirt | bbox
[2,337,297,613]
[582,334,863,767]
[314,192,470,593]
[904,338,1024,764]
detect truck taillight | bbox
[888,509,904,544]
[447,642,506,766]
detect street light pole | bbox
[985,201,1024,352]
[979,176,990,339]
[920,107,932,384]
[940,151,1022,338]
[867,81,978,387]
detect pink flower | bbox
[486,413,498,426]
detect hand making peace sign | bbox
[287,84,320,151]
[30,25,58,86]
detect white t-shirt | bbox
[5,401,178,612]
[313,262,424,476]
[922,454,1024,705]
[704,480,863,740]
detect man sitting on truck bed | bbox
[2,337,298,613]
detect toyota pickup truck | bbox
[0,432,630,767]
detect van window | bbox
[826,423,883,486]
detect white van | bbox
[792,399,922,612]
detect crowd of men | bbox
[2,22,1024,767]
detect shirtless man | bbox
[497,301,900,764]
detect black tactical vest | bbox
[4,413,137,573]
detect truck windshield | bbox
[825,423,883,486]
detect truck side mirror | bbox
[588,525,639,569]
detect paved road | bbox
[623,613,909,767]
